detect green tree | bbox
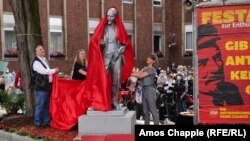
[8,0,43,116]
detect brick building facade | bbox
[0,0,192,75]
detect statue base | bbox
[78,107,136,136]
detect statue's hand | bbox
[118,46,125,54]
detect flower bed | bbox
[4,50,17,57]
[50,51,65,58]
[0,114,78,141]
[183,51,192,57]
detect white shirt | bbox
[32,56,56,83]
[164,79,176,93]
[157,75,167,87]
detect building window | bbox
[49,17,65,58]
[128,34,135,58]
[3,14,17,58]
[186,32,192,50]
[89,33,94,42]
[123,0,133,4]
[4,30,17,58]
[184,25,193,57]
[153,0,162,7]
[88,19,100,43]
[154,35,163,58]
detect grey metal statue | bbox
[101,8,125,110]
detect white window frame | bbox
[88,19,100,43]
[127,34,136,58]
[3,13,17,59]
[153,0,162,7]
[88,19,100,33]
[185,24,193,51]
[123,0,133,4]
[124,22,135,58]
[49,16,65,58]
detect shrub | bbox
[43,138,50,141]
[16,130,30,136]
[4,128,17,133]
[0,90,25,114]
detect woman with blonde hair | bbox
[131,54,159,125]
[72,49,88,80]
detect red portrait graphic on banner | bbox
[197,5,250,124]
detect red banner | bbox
[197,5,250,124]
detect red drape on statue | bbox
[50,7,134,130]
[85,8,134,111]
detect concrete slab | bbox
[78,111,136,136]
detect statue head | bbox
[107,8,117,24]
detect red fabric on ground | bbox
[50,75,88,130]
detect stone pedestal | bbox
[78,108,136,136]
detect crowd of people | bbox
[0,68,22,94]
[123,63,194,125]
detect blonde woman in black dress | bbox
[72,49,88,80]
